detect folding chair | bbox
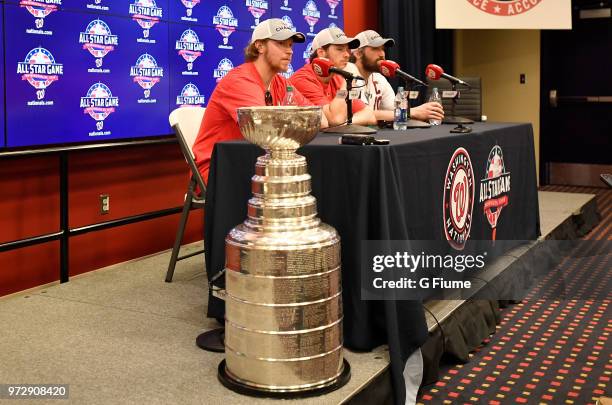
[165,106,207,282]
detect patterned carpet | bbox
[417,186,611,404]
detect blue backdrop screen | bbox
[1,0,343,148]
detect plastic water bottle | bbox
[428,87,442,126]
[393,86,408,130]
[282,85,297,106]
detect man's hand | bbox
[410,102,444,122]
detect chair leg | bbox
[166,179,196,282]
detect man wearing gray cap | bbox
[193,19,323,183]
[289,27,376,126]
[347,30,444,123]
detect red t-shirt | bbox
[289,63,366,112]
[193,62,312,183]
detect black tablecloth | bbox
[203,122,540,399]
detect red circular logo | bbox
[466,0,543,16]
[443,148,475,251]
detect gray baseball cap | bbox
[355,30,395,48]
[311,27,360,52]
[251,18,305,43]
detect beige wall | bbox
[454,30,541,176]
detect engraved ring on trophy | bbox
[217,106,351,397]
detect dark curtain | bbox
[379,0,454,86]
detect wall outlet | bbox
[100,194,110,214]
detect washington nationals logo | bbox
[129,0,162,39]
[80,82,119,131]
[479,145,511,241]
[213,6,238,48]
[443,147,475,250]
[176,29,204,72]
[466,0,543,16]
[214,58,234,82]
[130,54,164,99]
[79,19,118,69]
[176,83,205,106]
[181,0,200,17]
[246,0,268,27]
[326,0,340,18]
[303,0,320,34]
[20,0,60,29]
[17,47,63,100]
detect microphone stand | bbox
[322,75,377,135]
[443,83,474,133]
[403,80,431,129]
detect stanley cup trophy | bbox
[217,106,351,397]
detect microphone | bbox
[378,60,427,87]
[425,64,470,87]
[312,58,363,81]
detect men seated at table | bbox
[289,27,377,127]
[192,19,324,184]
[345,30,445,123]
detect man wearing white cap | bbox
[193,19,324,183]
[346,30,444,123]
[289,27,376,126]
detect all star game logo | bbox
[80,82,119,134]
[130,54,164,102]
[20,0,61,35]
[17,47,63,105]
[281,63,294,79]
[281,15,295,30]
[302,0,320,35]
[214,58,234,82]
[181,0,200,21]
[79,19,118,73]
[129,0,163,43]
[466,0,543,16]
[280,0,292,11]
[443,147,475,250]
[479,145,511,241]
[176,29,204,75]
[303,41,313,64]
[326,0,340,19]
[176,83,205,106]
[246,0,268,28]
[213,6,239,49]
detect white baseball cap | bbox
[251,18,305,43]
[311,27,360,52]
[355,30,395,48]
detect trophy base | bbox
[217,359,351,398]
[195,327,225,353]
[443,116,474,125]
[322,123,377,134]
[405,119,431,129]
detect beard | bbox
[362,55,382,73]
